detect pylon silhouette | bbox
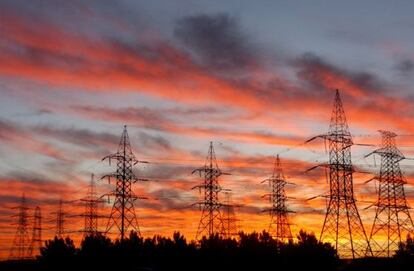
[28,206,42,258]
[262,155,293,242]
[192,142,229,240]
[221,192,239,238]
[53,199,66,238]
[9,194,30,260]
[80,174,101,236]
[102,125,148,241]
[308,89,371,258]
[366,130,414,257]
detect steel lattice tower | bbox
[9,194,30,260]
[366,130,414,257]
[192,142,228,240]
[102,125,148,241]
[55,199,65,238]
[81,174,100,236]
[312,89,371,258]
[221,192,239,239]
[262,155,293,242]
[28,206,42,258]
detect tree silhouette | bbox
[5,229,399,271]
[39,236,76,270]
[78,233,113,268]
[394,234,414,270]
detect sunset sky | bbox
[1,0,414,258]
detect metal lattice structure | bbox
[80,174,101,236]
[9,194,31,260]
[309,89,371,258]
[28,206,42,258]
[192,142,229,240]
[366,130,414,257]
[55,199,65,238]
[102,125,148,241]
[221,192,239,239]
[262,155,293,242]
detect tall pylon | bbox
[308,89,371,258]
[80,174,101,236]
[192,142,229,240]
[9,194,30,260]
[28,206,42,258]
[366,130,414,257]
[54,199,66,238]
[221,192,239,239]
[102,125,148,241]
[262,155,293,242]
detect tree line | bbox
[1,230,414,271]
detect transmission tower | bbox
[9,194,30,260]
[102,125,148,241]
[54,199,66,238]
[366,130,414,257]
[192,141,229,240]
[262,155,293,242]
[80,174,101,236]
[28,207,42,258]
[308,89,371,258]
[221,192,239,239]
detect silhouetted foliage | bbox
[7,229,414,271]
[39,236,77,270]
[279,230,338,270]
[78,233,113,268]
[394,234,414,270]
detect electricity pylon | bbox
[28,207,42,258]
[262,155,293,242]
[54,199,66,238]
[307,89,371,258]
[221,192,239,239]
[192,142,229,240]
[9,194,30,260]
[366,130,414,257]
[102,125,148,241]
[80,174,102,236]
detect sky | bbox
[2,0,414,258]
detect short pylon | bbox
[9,194,30,260]
[28,206,42,257]
[367,130,414,257]
[54,199,65,238]
[80,174,101,236]
[262,155,293,242]
[192,142,229,240]
[221,192,239,238]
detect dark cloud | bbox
[0,119,18,140]
[137,132,171,151]
[139,188,195,212]
[71,105,170,131]
[395,59,414,74]
[13,108,53,118]
[174,13,257,72]
[164,106,223,116]
[296,52,384,93]
[32,125,119,153]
